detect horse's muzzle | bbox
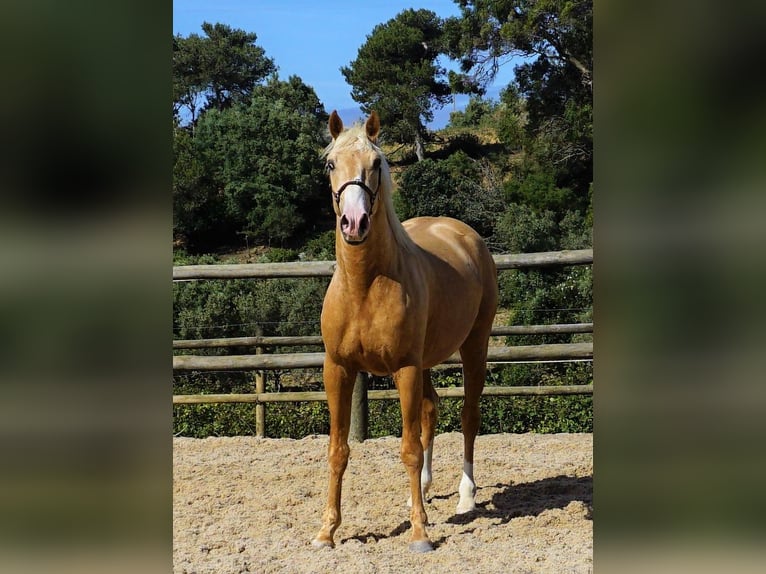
[339,186,371,244]
[340,212,370,243]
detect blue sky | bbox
[173,0,518,128]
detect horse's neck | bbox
[335,212,404,292]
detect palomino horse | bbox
[312,111,498,553]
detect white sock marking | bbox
[408,440,434,507]
[421,442,433,497]
[457,460,476,513]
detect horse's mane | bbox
[323,124,416,254]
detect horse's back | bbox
[402,216,495,284]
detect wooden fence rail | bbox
[172,249,593,280]
[172,249,594,439]
[172,323,593,350]
[173,384,594,405]
[172,342,592,371]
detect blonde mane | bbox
[324,123,416,253]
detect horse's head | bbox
[325,110,384,245]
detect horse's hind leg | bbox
[408,369,439,507]
[421,369,439,500]
[456,328,490,514]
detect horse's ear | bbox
[365,111,380,143]
[329,110,343,139]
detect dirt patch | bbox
[174,432,592,573]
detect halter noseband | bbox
[332,166,382,212]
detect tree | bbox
[445,1,592,197]
[173,122,228,249]
[341,9,451,160]
[448,96,498,128]
[444,1,592,92]
[173,22,276,125]
[173,75,330,251]
[190,75,329,248]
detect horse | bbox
[312,111,498,553]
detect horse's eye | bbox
[326,161,335,172]
[372,157,381,169]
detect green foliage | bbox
[495,202,592,325]
[445,1,592,195]
[195,76,328,246]
[354,366,592,440]
[266,402,330,438]
[173,250,331,437]
[523,97,593,192]
[174,75,331,251]
[503,171,576,217]
[173,403,253,437]
[495,202,558,254]
[444,1,592,93]
[431,132,485,160]
[173,22,276,123]
[173,401,331,439]
[260,248,299,263]
[173,123,228,248]
[173,345,593,437]
[302,230,336,260]
[395,151,503,237]
[173,253,328,341]
[342,8,451,159]
[448,96,498,128]
[477,395,592,434]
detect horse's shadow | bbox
[341,474,592,548]
[445,474,593,526]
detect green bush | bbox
[448,97,498,129]
[173,363,593,438]
[394,152,503,237]
[261,247,299,263]
[302,230,336,260]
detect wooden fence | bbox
[173,249,593,439]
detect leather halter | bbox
[331,166,381,212]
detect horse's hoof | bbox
[409,540,434,553]
[455,501,476,514]
[311,538,334,549]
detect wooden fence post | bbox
[349,372,369,442]
[254,329,266,437]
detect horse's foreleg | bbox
[394,365,433,553]
[312,359,355,549]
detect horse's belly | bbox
[421,313,477,368]
[404,216,494,365]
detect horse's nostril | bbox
[359,214,370,235]
[340,215,349,230]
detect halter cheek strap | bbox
[332,166,382,211]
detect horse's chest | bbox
[322,286,419,373]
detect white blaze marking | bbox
[341,186,368,214]
[340,186,369,238]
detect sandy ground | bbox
[174,432,592,573]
